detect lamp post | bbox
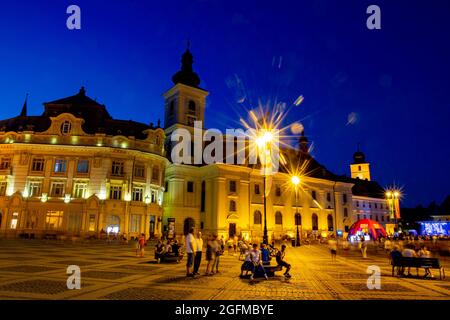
[386,190,401,235]
[291,175,301,246]
[256,131,273,245]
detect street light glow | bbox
[291,175,301,186]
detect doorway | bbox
[229,223,236,238]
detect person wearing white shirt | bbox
[193,231,203,275]
[185,228,196,277]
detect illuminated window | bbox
[61,121,72,135]
[10,212,19,229]
[130,214,141,233]
[0,182,7,196]
[275,211,283,225]
[73,183,87,199]
[31,158,45,172]
[187,181,194,193]
[28,181,42,197]
[76,160,89,174]
[111,160,124,176]
[132,186,144,202]
[50,182,65,197]
[229,200,236,212]
[0,157,11,170]
[254,184,260,195]
[54,159,67,173]
[254,211,262,225]
[109,185,122,200]
[46,211,63,229]
[88,214,96,232]
[134,163,145,178]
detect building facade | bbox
[0,49,390,241]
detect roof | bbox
[0,87,159,139]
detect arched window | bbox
[312,213,318,230]
[254,210,262,225]
[295,213,301,226]
[183,217,195,235]
[229,200,236,212]
[275,211,283,225]
[61,121,72,135]
[327,214,333,231]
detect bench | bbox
[391,257,445,279]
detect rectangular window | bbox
[151,190,157,203]
[134,163,145,178]
[275,185,282,197]
[28,181,42,197]
[109,185,122,200]
[357,214,361,220]
[356,201,360,207]
[50,182,65,197]
[229,180,237,193]
[327,193,331,202]
[10,212,19,229]
[254,184,260,195]
[31,158,45,172]
[46,211,64,229]
[73,183,88,199]
[0,157,11,170]
[187,181,194,193]
[130,214,141,233]
[152,167,160,183]
[54,159,67,173]
[111,160,124,176]
[343,194,347,204]
[344,208,348,217]
[132,186,144,202]
[0,182,7,196]
[76,160,89,174]
[375,203,378,209]
[88,214,96,232]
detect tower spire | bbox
[172,43,201,88]
[20,93,28,117]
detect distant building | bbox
[0,48,391,241]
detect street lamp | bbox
[291,175,301,246]
[386,190,401,234]
[256,130,274,245]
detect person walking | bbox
[185,228,196,277]
[138,233,146,258]
[193,231,203,275]
[328,237,337,262]
[205,235,214,275]
[360,238,367,259]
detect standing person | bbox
[418,245,434,278]
[205,235,214,275]
[328,237,337,262]
[138,233,146,258]
[193,231,203,275]
[155,240,164,263]
[134,237,140,257]
[249,243,268,280]
[402,244,417,277]
[212,235,222,274]
[276,244,291,278]
[185,228,196,277]
[360,238,367,259]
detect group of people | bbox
[154,239,183,263]
[240,243,291,280]
[390,244,435,278]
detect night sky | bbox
[0,0,449,207]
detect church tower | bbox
[163,47,209,140]
[350,146,371,181]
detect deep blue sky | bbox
[1,0,449,207]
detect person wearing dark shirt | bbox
[276,244,291,278]
[260,244,271,265]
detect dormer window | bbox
[61,121,72,135]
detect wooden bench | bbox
[391,257,445,279]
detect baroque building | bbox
[0,48,390,241]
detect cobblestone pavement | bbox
[0,240,449,300]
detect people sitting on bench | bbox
[155,240,183,263]
[418,245,434,278]
[249,243,268,280]
[240,248,254,278]
[260,244,271,265]
[155,240,165,263]
[390,245,403,276]
[402,244,417,276]
[276,244,291,278]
